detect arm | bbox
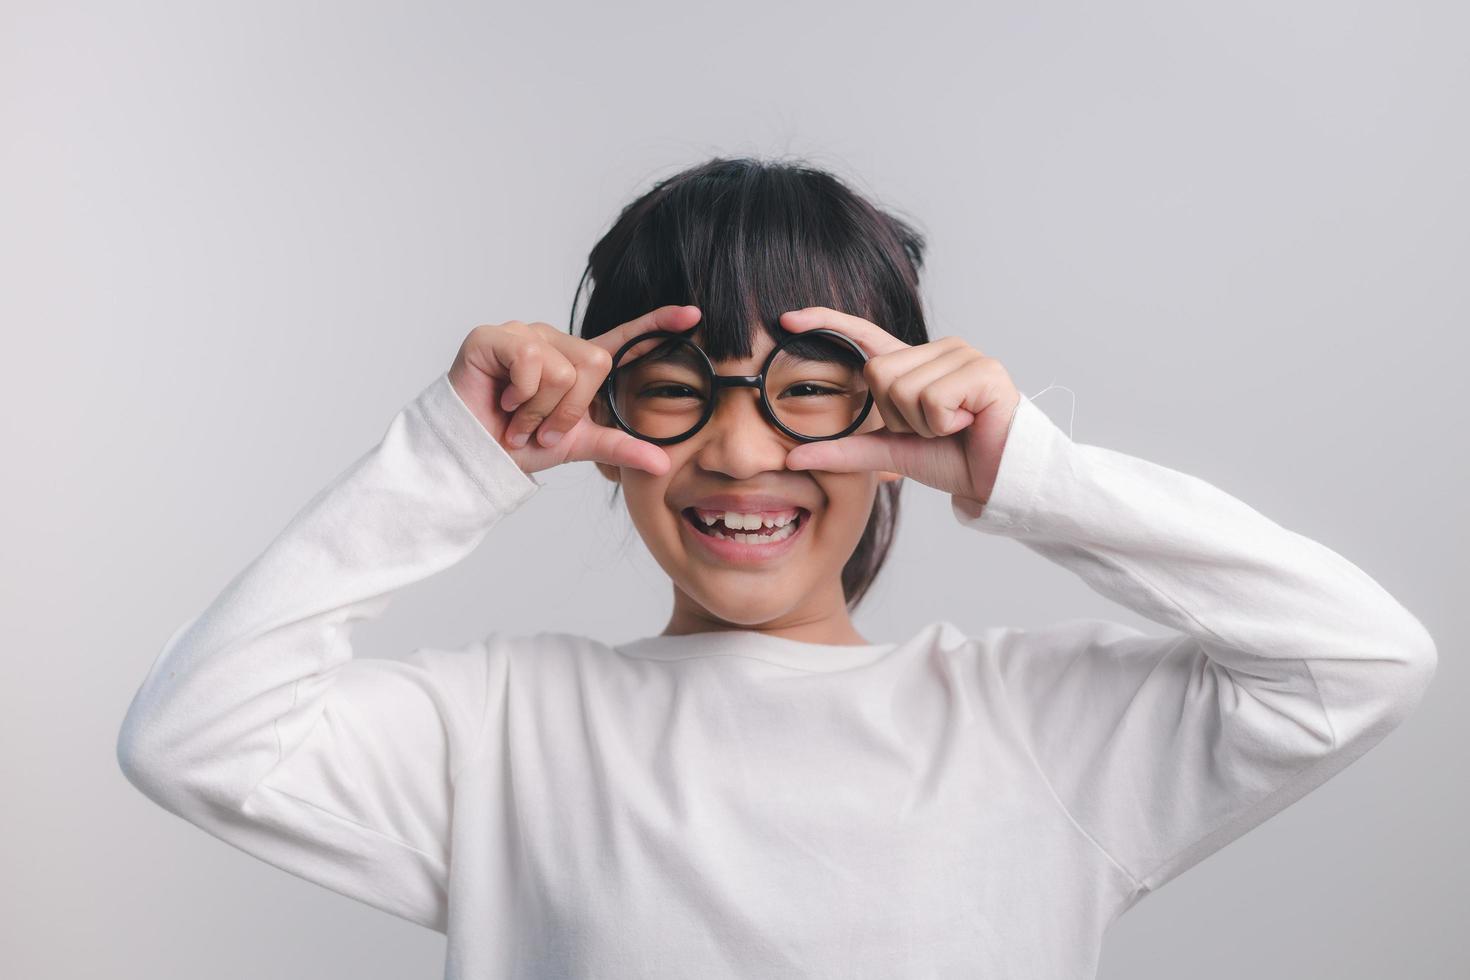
[116,372,540,933]
[952,395,1437,908]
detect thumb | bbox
[562,419,672,476]
[785,429,922,474]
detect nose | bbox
[689,385,794,480]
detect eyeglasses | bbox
[601,328,875,445]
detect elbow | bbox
[1306,613,1437,763]
[117,713,211,817]
[116,692,195,809]
[116,706,166,800]
[118,705,251,830]
[118,615,260,821]
[1404,616,1438,697]
[1378,614,1438,731]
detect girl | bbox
[117,157,1437,978]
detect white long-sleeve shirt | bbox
[117,371,1437,979]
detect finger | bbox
[777,306,910,358]
[587,304,703,358]
[504,344,578,447]
[915,362,991,436]
[562,417,673,476]
[885,346,985,438]
[495,336,544,413]
[783,429,920,474]
[871,385,914,436]
[863,334,969,380]
[525,324,616,447]
[923,354,1009,436]
[863,337,973,437]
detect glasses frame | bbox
[601,327,875,446]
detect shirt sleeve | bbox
[116,372,540,933]
[952,394,1437,909]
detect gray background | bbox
[3,1,1465,976]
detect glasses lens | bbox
[608,332,869,441]
[610,335,713,440]
[765,333,869,439]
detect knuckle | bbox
[888,376,918,404]
[516,406,549,425]
[864,359,894,386]
[970,353,1000,378]
[544,360,578,388]
[582,344,614,371]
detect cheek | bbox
[815,474,879,545]
[618,456,691,545]
[620,472,669,530]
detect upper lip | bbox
[681,493,813,514]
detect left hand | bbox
[779,307,1023,506]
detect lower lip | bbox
[679,508,810,563]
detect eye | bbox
[641,383,702,399]
[778,383,846,399]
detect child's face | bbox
[596,326,897,629]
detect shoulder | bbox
[929,616,1172,680]
[476,628,625,676]
[391,630,618,700]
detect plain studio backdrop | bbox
[2,2,1465,977]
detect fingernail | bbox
[510,431,529,447]
[540,430,562,447]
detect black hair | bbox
[569,155,931,612]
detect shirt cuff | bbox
[950,394,1071,534]
[411,372,542,512]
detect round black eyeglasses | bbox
[601,327,875,445]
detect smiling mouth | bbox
[680,507,810,544]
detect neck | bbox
[660,585,872,646]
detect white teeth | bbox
[688,508,803,545]
[692,509,799,530]
[708,520,798,544]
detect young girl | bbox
[117,157,1437,978]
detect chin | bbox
[680,575,796,626]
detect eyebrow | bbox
[771,335,863,368]
[622,338,696,371]
[716,336,863,368]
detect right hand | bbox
[447,304,703,476]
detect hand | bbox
[447,305,703,476]
[778,307,1022,506]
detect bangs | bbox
[573,157,928,363]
